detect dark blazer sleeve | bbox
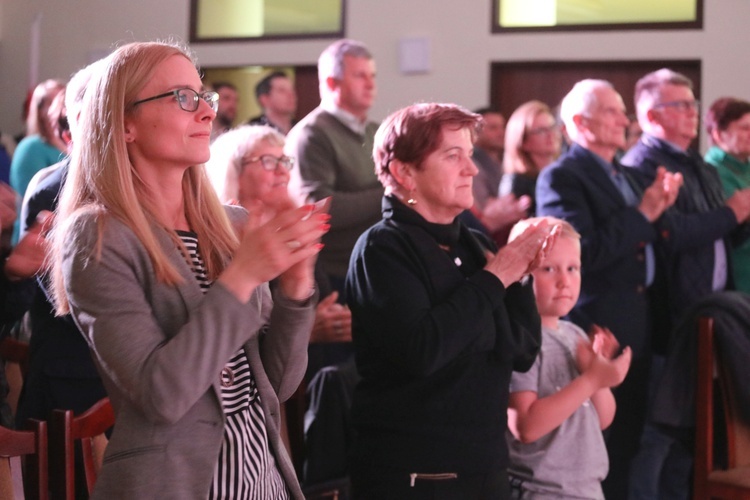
[536,155,656,274]
[624,147,737,253]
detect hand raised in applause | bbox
[484,219,560,288]
[638,166,683,222]
[480,194,532,233]
[218,201,330,303]
[311,291,352,343]
[0,182,17,232]
[4,210,53,281]
[726,187,750,224]
[575,326,631,390]
[278,197,332,300]
[577,325,621,373]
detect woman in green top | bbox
[705,97,750,292]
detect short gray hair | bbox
[318,38,372,82]
[559,79,613,143]
[634,68,693,122]
[205,125,286,203]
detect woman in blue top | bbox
[9,79,66,241]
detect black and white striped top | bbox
[177,231,290,500]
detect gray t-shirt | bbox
[507,321,608,499]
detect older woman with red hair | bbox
[345,102,557,499]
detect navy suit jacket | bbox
[621,136,738,349]
[536,144,657,357]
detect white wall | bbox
[1,0,748,150]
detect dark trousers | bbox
[350,462,509,500]
[628,355,694,500]
[602,355,651,500]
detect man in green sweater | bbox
[285,39,383,296]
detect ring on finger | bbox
[286,240,302,250]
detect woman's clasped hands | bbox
[219,200,331,303]
[485,218,561,288]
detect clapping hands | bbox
[4,210,54,281]
[0,182,17,233]
[481,194,532,232]
[219,201,331,303]
[575,325,631,389]
[485,219,561,287]
[311,291,352,343]
[639,166,683,222]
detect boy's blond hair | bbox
[508,216,580,243]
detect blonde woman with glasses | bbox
[500,100,562,216]
[50,41,329,499]
[207,125,352,351]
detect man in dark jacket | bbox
[621,68,750,500]
[536,79,681,500]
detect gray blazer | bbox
[62,206,313,499]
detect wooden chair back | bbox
[0,419,49,500]
[0,338,30,417]
[50,397,114,500]
[303,477,349,500]
[694,317,750,500]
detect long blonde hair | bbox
[503,100,554,177]
[51,41,238,314]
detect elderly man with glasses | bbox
[536,78,682,500]
[621,68,750,500]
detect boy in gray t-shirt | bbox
[506,217,632,499]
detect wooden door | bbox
[490,60,701,119]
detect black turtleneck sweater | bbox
[345,195,540,476]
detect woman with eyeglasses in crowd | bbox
[206,125,352,369]
[500,100,562,218]
[9,79,66,242]
[50,41,329,499]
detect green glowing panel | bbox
[498,0,699,29]
[194,0,343,40]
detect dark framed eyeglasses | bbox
[653,100,700,113]
[243,154,295,172]
[526,124,560,137]
[132,88,219,113]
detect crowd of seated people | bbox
[2,35,749,500]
